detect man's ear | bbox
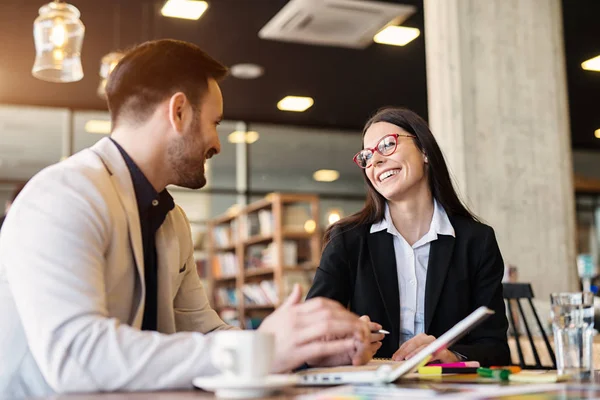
[168,92,188,134]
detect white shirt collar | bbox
[370,200,455,247]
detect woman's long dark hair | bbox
[323,107,477,245]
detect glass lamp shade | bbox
[97,52,124,98]
[32,1,85,83]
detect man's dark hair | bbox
[105,39,228,128]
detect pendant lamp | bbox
[97,51,124,98]
[32,1,85,83]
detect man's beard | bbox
[167,119,207,189]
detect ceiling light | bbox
[327,210,342,225]
[595,129,600,139]
[85,120,111,135]
[313,169,339,182]
[373,26,420,46]
[161,0,208,20]
[277,96,314,112]
[32,1,85,82]
[230,63,264,79]
[228,131,260,144]
[582,55,600,72]
[304,219,316,233]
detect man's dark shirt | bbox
[110,138,175,330]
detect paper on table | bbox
[508,370,572,383]
[297,383,568,400]
[295,384,439,399]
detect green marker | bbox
[477,367,511,380]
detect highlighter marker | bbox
[477,367,511,380]
[419,366,479,375]
[491,366,521,373]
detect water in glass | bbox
[551,292,594,378]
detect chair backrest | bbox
[502,283,556,370]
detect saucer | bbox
[193,374,298,398]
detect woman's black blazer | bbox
[306,215,511,367]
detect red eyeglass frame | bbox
[353,133,415,169]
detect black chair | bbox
[503,283,556,369]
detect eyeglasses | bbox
[353,133,415,168]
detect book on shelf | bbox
[258,209,274,235]
[246,212,261,238]
[244,241,298,269]
[240,209,274,240]
[212,225,235,248]
[242,281,277,306]
[215,287,238,308]
[245,244,268,269]
[261,241,298,267]
[212,253,238,277]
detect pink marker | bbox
[428,361,480,368]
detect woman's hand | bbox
[360,315,384,357]
[392,333,459,363]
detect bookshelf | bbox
[190,220,210,299]
[207,193,321,328]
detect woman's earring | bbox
[424,155,429,163]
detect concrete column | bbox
[424,0,578,299]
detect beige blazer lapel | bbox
[155,214,181,333]
[89,137,146,327]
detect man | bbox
[0,40,380,397]
[0,183,24,232]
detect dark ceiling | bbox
[0,0,598,149]
[562,0,600,149]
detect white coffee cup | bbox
[211,330,275,381]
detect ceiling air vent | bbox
[258,0,416,49]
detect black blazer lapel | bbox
[425,234,455,332]
[367,231,400,338]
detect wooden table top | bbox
[35,372,600,400]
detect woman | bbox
[306,107,510,366]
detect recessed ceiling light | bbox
[85,120,111,135]
[373,26,420,46]
[277,96,314,112]
[582,55,600,72]
[230,63,264,79]
[313,169,339,182]
[228,131,260,144]
[595,129,600,139]
[161,0,208,20]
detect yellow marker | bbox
[419,366,443,375]
[419,366,479,375]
